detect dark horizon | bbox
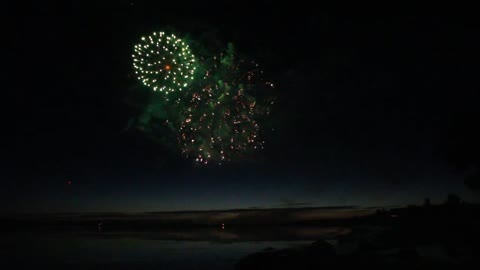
[0,205,372,215]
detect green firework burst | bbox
[132,32,197,94]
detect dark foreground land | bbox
[236,203,480,269]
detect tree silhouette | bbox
[445,193,461,206]
[445,110,480,190]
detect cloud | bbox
[279,202,313,207]
[278,198,313,208]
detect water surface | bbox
[2,227,348,269]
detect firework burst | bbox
[132,32,197,94]
[178,51,275,165]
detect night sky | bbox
[4,2,480,212]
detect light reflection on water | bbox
[2,227,349,269]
